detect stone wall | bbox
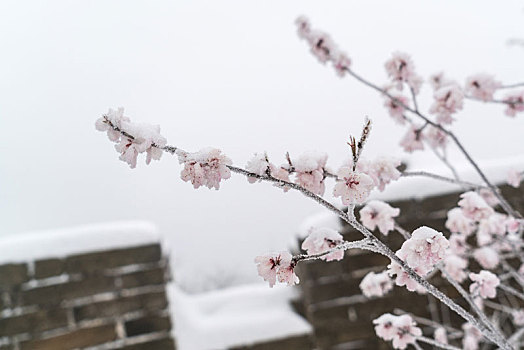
[295,185,524,349]
[0,243,175,350]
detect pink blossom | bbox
[254,251,298,287]
[449,233,469,255]
[429,84,464,124]
[359,271,393,298]
[373,313,398,341]
[367,156,402,191]
[295,16,311,39]
[245,152,270,183]
[473,246,500,269]
[301,227,344,261]
[476,213,508,245]
[333,167,375,205]
[443,254,468,282]
[400,226,449,269]
[465,74,501,101]
[462,323,482,350]
[269,164,291,192]
[388,250,429,293]
[384,93,409,124]
[384,52,423,94]
[293,152,328,195]
[479,188,499,207]
[179,148,232,190]
[95,107,129,142]
[434,327,448,344]
[503,91,524,117]
[374,314,422,350]
[507,168,522,188]
[506,217,521,234]
[333,51,351,77]
[399,126,424,153]
[305,30,338,64]
[445,208,475,235]
[254,252,287,288]
[458,191,494,221]
[429,72,452,91]
[469,270,499,299]
[359,200,400,235]
[424,125,448,150]
[512,310,524,326]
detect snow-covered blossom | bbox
[434,327,448,344]
[443,254,468,282]
[384,52,423,94]
[333,51,351,77]
[465,74,500,101]
[445,208,475,235]
[95,107,129,142]
[399,126,424,153]
[429,83,464,124]
[473,246,500,269]
[374,314,422,349]
[462,323,482,350]
[502,91,524,117]
[507,168,522,188]
[302,29,338,64]
[364,156,402,191]
[429,72,453,91]
[506,217,521,234]
[388,257,427,293]
[301,227,344,261]
[458,191,494,221]
[293,151,328,195]
[424,125,448,150]
[400,226,449,269]
[512,309,524,326]
[359,271,393,298]
[449,233,469,256]
[359,200,400,235]
[476,213,508,245]
[333,167,375,205]
[179,148,232,190]
[479,188,500,207]
[469,270,499,299]
[384,93,409,124]
[245,152,270,183]
[254,252,298,287]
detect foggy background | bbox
[1,0,523,292]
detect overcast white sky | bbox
[1,0,523,291]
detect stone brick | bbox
[21,275,115,306]
[125,314,171,336]
[229,334,314,350]
[120,266,165,289]
[119,337,176,350]
[34,258,64,279]
[19,324,117,350]
[0,263,29,288]
[0,309,68,336]
[74,290,168,321]
[65,244,161,275]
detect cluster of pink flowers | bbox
[359,271,393,298]
[469,270,500,299]
[178,148,232,190]
[301,227,344,261]
[95,108,167,168]
[383,91,409,124]
[458,191,494,221]
[424,125,448,150]
[359,200,400,235]
[356,157,402,191]
[443,254,468,282]
[295,16,350,77]
[373,313,422,349]
[388,226,449,292]
[254,252,299,287]
[384,52,423,94]
[333,167,375,205]
[293,151,328,195]
[464,74,501,102]
[502,91,524,117]
[434,327,448,345]
[244,152,291,191]
[446,207,476,235]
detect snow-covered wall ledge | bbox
[0,221,175,350]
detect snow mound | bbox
[169,283,312,350]
[0,221,161,264]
